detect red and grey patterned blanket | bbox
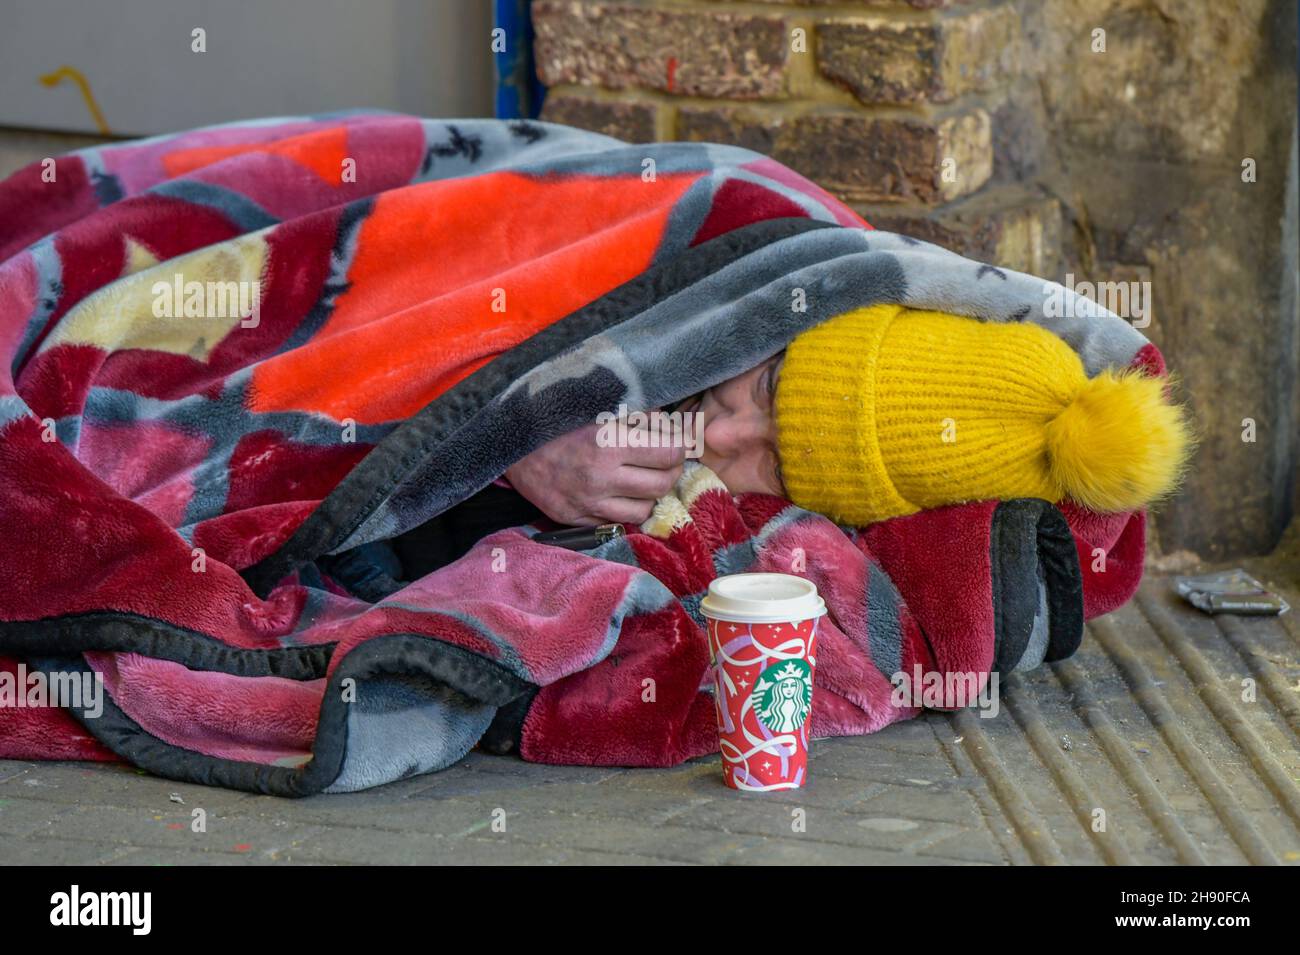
[0,113,1155,793]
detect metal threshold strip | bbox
[932,574,1300,864]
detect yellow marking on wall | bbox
[39,65,112,135]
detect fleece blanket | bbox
[0,113,1158,794]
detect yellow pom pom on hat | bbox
[774,304,1192,526]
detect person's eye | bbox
[764,357,783,405]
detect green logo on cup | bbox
[751,659,813,733]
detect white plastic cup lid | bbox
[699,572,827,624]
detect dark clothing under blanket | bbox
[318,484,545,600]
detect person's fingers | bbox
[564,422,605,461]
[546,502,586,526]
[590,496,656,526]
[618,435,687,470]
[611,463,682,501]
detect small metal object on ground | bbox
[1173,568,1290,616]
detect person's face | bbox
[676,354,785,497]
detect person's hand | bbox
[505,421,686,526]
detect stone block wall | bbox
[535,0,1058,273]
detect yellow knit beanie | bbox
[774,304,1192,525]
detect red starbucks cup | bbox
[700,573,827,792]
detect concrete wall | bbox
[0,0,493,137]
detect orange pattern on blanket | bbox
[160,126,351,183]
[248,169,700,424]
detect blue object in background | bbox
[493,0,546,119]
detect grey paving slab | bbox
[0,837,133,866]
[0,761,259,811]
[0,795,76,838]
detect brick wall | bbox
[533,0,1059,276]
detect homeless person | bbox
[356,302,1189,592]
[0,113,1189,794]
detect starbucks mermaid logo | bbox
[750,659,813,733]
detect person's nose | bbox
[703,410,763,457]
[702,412,741,457]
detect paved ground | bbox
[2,565,1297,866]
